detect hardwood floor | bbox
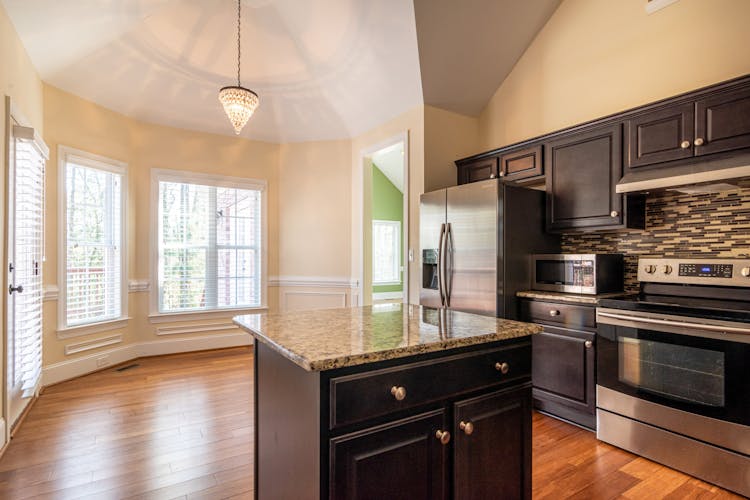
[0,347,741,499]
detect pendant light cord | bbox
[237,0,241,87]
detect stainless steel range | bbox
[596,257,750,497]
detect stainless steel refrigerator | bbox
[420,179,559,319]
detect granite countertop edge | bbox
[233,316,541,372]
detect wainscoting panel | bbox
[270,276,358,312]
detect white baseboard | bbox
[42,332,252,387]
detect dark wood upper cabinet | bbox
[453,387,531,500]
[456,156,498,185]
[545,123,634,232]
[626,102,695,168]
[696,85,750,156]
[499,145,543,182]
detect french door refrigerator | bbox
[420,179,559,319]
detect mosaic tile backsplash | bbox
[561,182,750,292]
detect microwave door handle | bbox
[597,311,750,335]
[438,223,446,307]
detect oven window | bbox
[618,337,725,407]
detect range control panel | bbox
[638,258,750,286]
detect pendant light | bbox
[219,0,259,134]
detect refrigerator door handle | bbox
[438,223,446,307]
[445,223,454,307]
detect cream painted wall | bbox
[478,0,750,151]
[42,84,280,365]
[424,105,479,192]
[0,0,44,444]
[351,106,424,306]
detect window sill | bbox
[57,317,131,339]
[373,281,403,286]
[148,306,268,324]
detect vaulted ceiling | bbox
[2,0,560,142]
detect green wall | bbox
[372,164,403,294]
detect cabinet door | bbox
[531,326,595,428]
[695,85,750,156]
[545,123,624,231]
[330,410,448,500]
[457,157,498,185]
[453,386,532,500]
[626,103,694,168]
[499,145,543,182]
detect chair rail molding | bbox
[269,276,359,288]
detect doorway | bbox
[359,134,408,306]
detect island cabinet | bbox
[519,298,596,429]
[254,339,533,500]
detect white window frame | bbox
[372,219,401,286]
[149,168,268,322]
[57,146,128,337]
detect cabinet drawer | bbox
[520,300,596,330]
[329,343,530,429]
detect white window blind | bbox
[62,152,125,327]
[13,130,46,396]
[372,220,401,284]
[157,178,263,313]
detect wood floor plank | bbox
[0,346,741,499]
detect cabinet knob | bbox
[489,173,496,179]
[610,210,619,217]
[680,140,691,149]
[498,170,505,177]
[390,386,407,401]
[549,309,560,317]
[585,340,593,349]
[694,137,704,147]
[459,421,474,435]
[435,430,451,445]
[495,362,510,374]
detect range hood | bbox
[616,154,750,194]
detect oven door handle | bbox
[597,311,750,335]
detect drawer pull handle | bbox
[585,340,593,349]
[390,386,407,401]
[495,362,510,374]
[435,430,451,445]
[459,421,474,435]
[549,310,560,317]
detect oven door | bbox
[596,308,750,426]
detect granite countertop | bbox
[234,304,541,372]
[516,290,626,305]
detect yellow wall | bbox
[0,3,44,440]
[424,105,478,192]
[478,0,750,151]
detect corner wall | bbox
[478,0,750,151]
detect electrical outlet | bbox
[96,355,110,368]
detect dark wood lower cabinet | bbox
[330,410,448,500]
[454,387,532,500]
[520,298,597,429]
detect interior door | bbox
[6,121,46,428]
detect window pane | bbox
[372,220,400,284]
[158,178,263,312]
[65,161,122,326]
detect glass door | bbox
[6,120,47,429]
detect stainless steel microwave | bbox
[531,254,624,294]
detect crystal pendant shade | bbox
[219,85,259,135]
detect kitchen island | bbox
[234,304,542,500]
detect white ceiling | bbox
[2,0,560,141]
[414,0,561,116]
[2,0,424,142]
[371,142,404,193]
